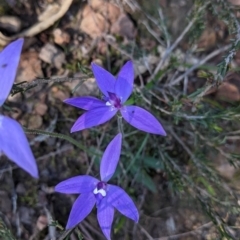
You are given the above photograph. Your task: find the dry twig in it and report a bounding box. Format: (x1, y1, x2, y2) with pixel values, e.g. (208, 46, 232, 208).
(0, 0, 73, 46)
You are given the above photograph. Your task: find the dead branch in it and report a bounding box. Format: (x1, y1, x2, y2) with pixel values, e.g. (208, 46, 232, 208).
(0, 0, 73, 46)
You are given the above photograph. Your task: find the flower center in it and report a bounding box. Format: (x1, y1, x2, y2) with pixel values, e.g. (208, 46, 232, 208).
(105, 92, 122, 109)
(93, 181, 107, 206)
(93, 182, 107, 196)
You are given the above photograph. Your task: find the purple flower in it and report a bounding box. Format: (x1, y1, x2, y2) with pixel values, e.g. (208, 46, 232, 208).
(0, 39, 38, 178)
(64, 61, 166, 135)
(55, 133, 139, 240)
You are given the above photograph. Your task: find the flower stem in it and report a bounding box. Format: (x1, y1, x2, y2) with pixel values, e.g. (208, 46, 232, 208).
(117, 114, 124, 137)
(23, 127, 101, 157)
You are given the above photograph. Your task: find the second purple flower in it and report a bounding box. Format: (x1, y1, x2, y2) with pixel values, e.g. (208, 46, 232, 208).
(55, 133, 139, 240)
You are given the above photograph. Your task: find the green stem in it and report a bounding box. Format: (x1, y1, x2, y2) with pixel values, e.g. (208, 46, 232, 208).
(125, 134, 149, 174)
(117, 114, 124, 137)
(24, 128, 101, 157)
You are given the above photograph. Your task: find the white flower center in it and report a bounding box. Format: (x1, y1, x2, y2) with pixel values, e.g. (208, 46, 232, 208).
(93, 187, 106, 197)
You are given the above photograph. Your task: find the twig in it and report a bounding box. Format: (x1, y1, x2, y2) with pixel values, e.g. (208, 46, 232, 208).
(86, 130, 105, 175)
(57, 229, 74, 240)
(158, 8, 170, 48)
(44, 207, 56, 240)
(82, 221, 105, 239)
(154, 222, 213, 240)
(132, 188, 147, 240)
(140, 20, 165, 46)
(103, 35, 132, 59)
(168, 127, 201, 168)
(0, 145, 73, 174)
(152, 3, 210, 80)
(0, 0, 73, 46)
(169, 44, 231, 86)
(103, 35, 145, 86)
(78, 224, 94, 240)
(16, 77, 85, 90)
(138, 224, 154, 240)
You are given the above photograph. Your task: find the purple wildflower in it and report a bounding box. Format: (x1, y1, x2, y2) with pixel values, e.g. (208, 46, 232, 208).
(64, 61, 166, 135)
(0, 39, 38, 178)
(55, 133, 139, 240)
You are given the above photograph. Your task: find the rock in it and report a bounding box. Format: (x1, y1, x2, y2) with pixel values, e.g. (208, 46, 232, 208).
(80, 0, 121, 38)
(64, 76, 98, 96)
(16, 183, 26, 194)
(28, 114, 43, 129)
(228, 0, 240, 5)
(206, 72, 240, 102)
(0, 15, 21, 33)
(80, 5, 109, 38)
(36, 215, 48, 231)
(135, 55, 159, 76)
(53, 28, 71, 45)
(197, 28, 217, 50)
(215, 82, 240, 102)
(17, 50, 43, 83)
(34, 102, 48, 116)
(90, 0, 120, 23)
(216, 161, 236, 180)
(0, 190, 11, 213)
(111, 13, 137, 40)
(19, 206, 35, 225)
(5, 0, 16, 7)
(51, 86, 69, 101)
(39, 43, 65, 69)
(9, 107, 22, 119)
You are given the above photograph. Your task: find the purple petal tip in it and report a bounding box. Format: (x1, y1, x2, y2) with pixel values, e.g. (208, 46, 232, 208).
(100, 133, 122, 182)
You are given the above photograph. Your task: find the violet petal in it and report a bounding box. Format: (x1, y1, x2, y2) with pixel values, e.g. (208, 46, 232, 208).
(0, 39, 24, 106)
(71, 106, 117, 133)
(66, 193, 96, 229)
(107, 184, 139, 222)
(97, 197, 114, 240)
(91, 63, 115, 97)
(0, 115, 38, 178)
(115, 61, 134, 103)
(64, 96, 105, 110)
(55, 175, 99, 194)
(100, 133, 122, 182)
(121, 105, 166, 135)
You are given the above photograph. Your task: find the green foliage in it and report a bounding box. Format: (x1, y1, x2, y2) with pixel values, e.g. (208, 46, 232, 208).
(0, 218, 15, 240)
